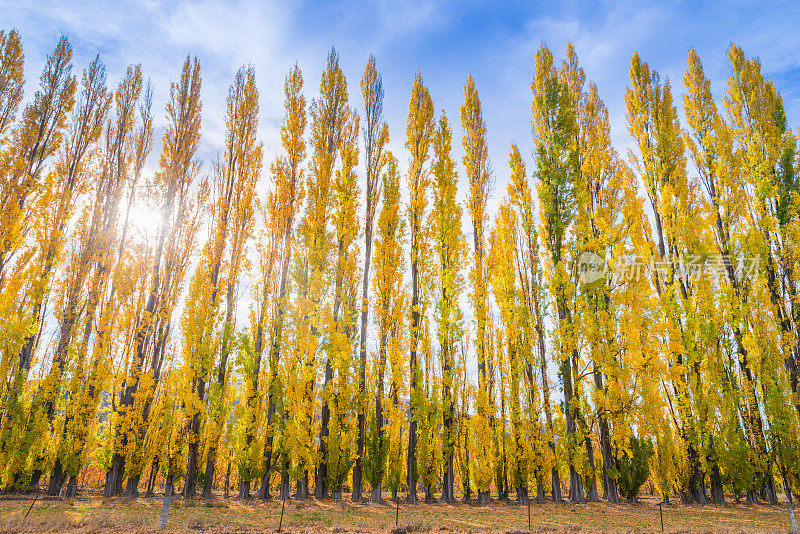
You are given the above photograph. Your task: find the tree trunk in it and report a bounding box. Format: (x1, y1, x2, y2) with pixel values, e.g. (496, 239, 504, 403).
(686, 444, 708, 504)
(183, 408, 203, 497)
(65, 476, 77, 499)
(125, 473, 141, 497)
(158, 474, 175, 530)
(146, 456, 159, 497)
(462, 426, 471, 503)
(371, 482, 383, 503)
(594, 362, 619, 503)
(584, 433, 599, 502)
(709, 460, 725, 505)
(353, 224, 374, 504)
(224, 462, 230, 499)
(442, 453, 455, 503)
(258, 392, 275, 500)
(407, 239, 421, 504)
(280, 469, 291, 500)
(316, 361, 332, 499)
(372, 344, 387, 504)
(297, 469, 309, 500)
(536, 329, 561, 504)
(47, 459, 67, 496)
(517, 484, 528, 505)
(203, 452, 216, 499)
(238, 478, 251, 499)
(406, 415, 418, 503)
(104, 452, 125, 497)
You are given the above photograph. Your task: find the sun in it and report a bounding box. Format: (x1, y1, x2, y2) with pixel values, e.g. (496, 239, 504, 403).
(125, 199, 162, 239)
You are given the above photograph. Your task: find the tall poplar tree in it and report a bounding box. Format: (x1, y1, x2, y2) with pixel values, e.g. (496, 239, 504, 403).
(0, 39, 76, 475)
(105, 56, 204, 497)
(429, 112, 466, 503)
(507, 144, 561, 502)
(404, 73, 434, 503)
(353, 55, 389, 502)
(531, 43, 587, 503)
(367, 154, 405, 502)
(253, 64, 306, 500)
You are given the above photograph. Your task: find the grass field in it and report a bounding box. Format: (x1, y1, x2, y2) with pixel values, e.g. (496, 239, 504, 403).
(0, 493, 794, 533)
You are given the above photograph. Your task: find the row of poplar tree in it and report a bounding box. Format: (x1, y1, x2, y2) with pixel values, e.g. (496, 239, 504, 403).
(1, 28, 799, 507)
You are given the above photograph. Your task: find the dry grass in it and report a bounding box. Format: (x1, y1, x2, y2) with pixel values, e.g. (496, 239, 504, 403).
(0, 493, 792, 533)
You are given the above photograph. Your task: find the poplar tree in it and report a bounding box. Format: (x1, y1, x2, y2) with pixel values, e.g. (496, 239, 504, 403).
(429, 112, 467, 503)
(461, 74, 497, 504)
(48, 66, 153, 496)
(324, 105, 360, 502)
(626, 52, 718, 504)
(368, 154, 406, 502)
(559, 45, 600, 502)
(404, 72, 434, 503)
(22, 54, 110, 490)
(353, 55, 389, 502)
(488, 201, 525, 502)
(105, 56, 204, 497)
(0, 40, 76, 482)
(290, 48, 349, 499)
(531, 43, 586, 503)
(255, 64, 306, 500)
(205, 65, 261, 497)
(507, 144, 561, 502)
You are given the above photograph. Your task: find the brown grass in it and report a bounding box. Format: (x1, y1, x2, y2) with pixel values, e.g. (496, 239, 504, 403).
(0, 493, 792, 533)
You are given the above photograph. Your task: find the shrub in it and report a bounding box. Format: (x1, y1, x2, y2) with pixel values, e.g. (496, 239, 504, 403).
(617, 434, 654, 502)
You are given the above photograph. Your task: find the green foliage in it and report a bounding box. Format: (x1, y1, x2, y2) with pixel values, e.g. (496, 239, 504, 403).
(617, 435, 654, 502)
(363, 404, 388, 489)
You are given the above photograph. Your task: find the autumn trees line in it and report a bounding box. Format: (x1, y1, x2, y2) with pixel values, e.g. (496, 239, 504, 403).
(0, 29, 799, 508)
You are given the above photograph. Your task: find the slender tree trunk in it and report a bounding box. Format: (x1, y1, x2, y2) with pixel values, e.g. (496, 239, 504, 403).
(146, 456, 159, 497)
(203, 301, 234, 499)
(224, 462, 230, 499)
(372, 330, 388, 504)
(584, 432, 599, 502)
(535, 324, 561, 503)
(443, 454, 454, 503)
(353, 225, 374, 502)
(442, 339, 455, 503)
(158, 474, 175, 530)
(597, 408, 618, 503)
(462, 425, 471, 503)
(184, 377, 205, 498)
(316, 359, 333, 499)
(557, 299, 585, 505)
(407, 256, 420, 504)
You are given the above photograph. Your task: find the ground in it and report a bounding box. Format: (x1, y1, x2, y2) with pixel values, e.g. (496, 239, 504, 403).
(0, 493, 793, 533)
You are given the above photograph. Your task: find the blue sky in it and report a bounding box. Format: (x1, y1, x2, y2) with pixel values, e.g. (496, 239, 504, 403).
(5, 0, 800, 368)
(5, 0, 800, 201)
